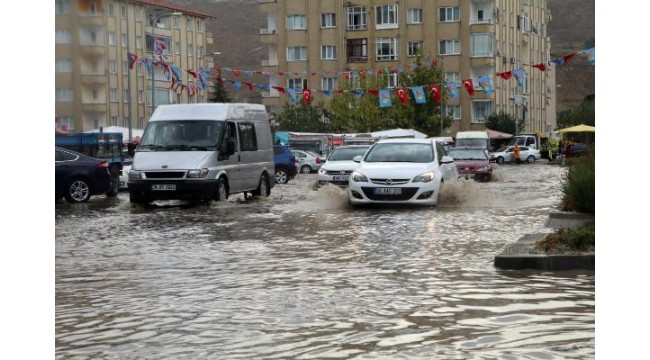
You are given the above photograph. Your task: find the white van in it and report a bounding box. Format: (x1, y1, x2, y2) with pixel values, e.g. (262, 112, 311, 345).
(454, 131, 490, 150)
(508, 134, 538, 149)
(128, 103, 275, 204)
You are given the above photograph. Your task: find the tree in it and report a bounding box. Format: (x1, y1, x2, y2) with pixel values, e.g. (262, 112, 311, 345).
(557, 98, 595, 129)
(270, 101, 327, 133)
(209, 71, 231, 103)
(485, 111, 523, 134)
(327, 75, 392, 133)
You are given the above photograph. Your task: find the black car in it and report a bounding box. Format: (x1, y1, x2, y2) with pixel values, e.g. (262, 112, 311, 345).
(56, 147, 113, 203)
(273, 144, 298, 184)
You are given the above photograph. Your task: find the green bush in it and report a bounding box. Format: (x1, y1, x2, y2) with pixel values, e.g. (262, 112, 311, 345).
(535, 221, 595, 254)
(561, 152, 595, 213)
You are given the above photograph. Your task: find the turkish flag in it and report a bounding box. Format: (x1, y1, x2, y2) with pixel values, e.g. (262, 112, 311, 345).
(497, 71, 512, 80)
(302, 89, 312, 105)
(532, 63, 547, 71)
(429, 84, 441, 102)
(462, 79, 475, 96)
(397, 88, 409, 105)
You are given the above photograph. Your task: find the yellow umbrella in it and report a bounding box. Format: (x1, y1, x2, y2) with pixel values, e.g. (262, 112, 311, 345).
(556, 124, 596, 133)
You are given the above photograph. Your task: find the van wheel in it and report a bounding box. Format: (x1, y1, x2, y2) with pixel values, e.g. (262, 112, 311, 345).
(214, 178, 229, 201)
(252, 174, 270, 197)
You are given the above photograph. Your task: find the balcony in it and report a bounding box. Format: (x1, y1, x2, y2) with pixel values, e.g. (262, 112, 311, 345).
(78, 14, 105, 26)
(261, 59, 278, 68)
(80, 74, 108, 85)
(79, 43, 106, 56)
(259, 28, 277, 43)
(82, 102, 107, 112)
(470, 56, 495, 67)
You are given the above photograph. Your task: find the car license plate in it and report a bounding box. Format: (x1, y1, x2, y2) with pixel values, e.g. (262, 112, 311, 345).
(374, 187, 401, 195)
(332, 175, 349, 181)
(151, 184, 176, 191)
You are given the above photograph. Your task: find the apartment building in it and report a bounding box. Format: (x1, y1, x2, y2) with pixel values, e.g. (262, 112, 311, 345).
(258, 0, 556, 136)
(55, 0, 213, 135)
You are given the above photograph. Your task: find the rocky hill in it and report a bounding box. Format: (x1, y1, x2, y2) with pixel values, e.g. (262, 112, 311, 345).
(180, 0, 595, 110)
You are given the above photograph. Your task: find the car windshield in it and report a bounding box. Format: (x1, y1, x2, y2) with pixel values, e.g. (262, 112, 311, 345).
(139, 120, 225, 151)
(449, 149, 488, 161)
(328, 146, 370, 161)
(364, 143, 434, 163)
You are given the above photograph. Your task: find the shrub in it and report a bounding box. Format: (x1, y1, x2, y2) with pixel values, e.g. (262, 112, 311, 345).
(535, 221, 595, 254)
(561, 151, 595, 213)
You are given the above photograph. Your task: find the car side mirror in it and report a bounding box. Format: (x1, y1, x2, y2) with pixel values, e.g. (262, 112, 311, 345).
(226, 137, 236, 155)
(441, 155, 454, 164)
(353, 155, 362, 163)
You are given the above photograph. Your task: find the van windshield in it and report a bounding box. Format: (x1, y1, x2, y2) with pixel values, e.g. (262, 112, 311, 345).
(456, 138, 488, 148)
(139, 120, 226, 151)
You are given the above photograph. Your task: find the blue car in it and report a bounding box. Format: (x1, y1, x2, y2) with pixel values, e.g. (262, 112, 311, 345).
(56, 147, 113, 203)
(273, 144, 297, 184)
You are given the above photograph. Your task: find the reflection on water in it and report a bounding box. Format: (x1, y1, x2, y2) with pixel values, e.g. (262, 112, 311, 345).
(56, 163, 594, 359)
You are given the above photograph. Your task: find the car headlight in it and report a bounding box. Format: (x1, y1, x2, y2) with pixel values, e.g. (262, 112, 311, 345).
(351, 171, 368, 183)
(412, 171, 435, 183)
(187, 169, 209, 178)
(128, 170, 142, 180)
(318, 167, 327, 175)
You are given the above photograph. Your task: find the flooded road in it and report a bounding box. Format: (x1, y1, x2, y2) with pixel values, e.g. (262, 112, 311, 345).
(55, 162, 595, 359)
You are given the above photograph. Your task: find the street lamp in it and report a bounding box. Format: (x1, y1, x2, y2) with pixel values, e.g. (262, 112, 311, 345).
(151, 11, 182, 113)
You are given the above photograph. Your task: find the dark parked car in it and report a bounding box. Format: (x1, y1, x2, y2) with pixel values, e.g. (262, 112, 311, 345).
(56, 147, 113, 203)
(273, 144, 298, 184)
(564, 143, 589, 158)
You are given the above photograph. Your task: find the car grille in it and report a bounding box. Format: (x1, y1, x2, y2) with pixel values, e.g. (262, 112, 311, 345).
(369, 178, 410, 185)
(144, 171, 186, 179)
(457, 165, 481, 174)
(326, 169, 354, 175)
(361, 187, 418, 201)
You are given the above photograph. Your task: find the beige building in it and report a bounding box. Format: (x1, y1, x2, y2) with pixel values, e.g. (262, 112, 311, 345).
(258, 0, 556, 136)
(55, 0, 213, 136)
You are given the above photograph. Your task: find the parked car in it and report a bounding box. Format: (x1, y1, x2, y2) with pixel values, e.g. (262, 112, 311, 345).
(490, 146, 541, 164)
(274, 144, 298, 184)
(55, 147, 113, 203)
(118, 155, 133, 190)
(318, 145, 371, 187)
(448, 147, 493, 182)
(565, 143, 589, 158)
(347, 138, 457, 207)
(292, 149, 323, 174)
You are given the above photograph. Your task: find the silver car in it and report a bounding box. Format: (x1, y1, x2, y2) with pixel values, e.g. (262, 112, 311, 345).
(291, 149, 323, 174)
(318, 145, 371, 187)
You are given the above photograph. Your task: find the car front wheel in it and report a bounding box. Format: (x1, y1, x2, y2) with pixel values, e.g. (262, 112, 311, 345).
(275, 169, 288, 184)
(65, 178, 91, 203)
(214, 178, 229, 201)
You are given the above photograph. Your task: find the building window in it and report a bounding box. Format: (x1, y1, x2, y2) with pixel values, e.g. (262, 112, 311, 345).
(375, 4, 398, 30)
(57, 116, 74, 131)
(138, 90, 144, 103)
(376, 37, 397, 61)
(110, 88, 118, 102)
(472, 100, 493, 123)
(121, 5, 127, 18)
(347, 38, 368, 62)
(135, 7, 141, 21)
(188, 44, 193, 56)
(346, 6, 367, 30)
(174, 42, 181, 54)
(108, 2, 114, 16)
(321, 77, 337, 91)
(55, 59, 72, 72)
(136, 63, 143, 76)
(56, 0, 70, 14)
(408, 41, 423, 57)
(55, 88, 74, 102)
(439, 40, 460, 55)
(445, 72, 461, 88)
(439, 7, 460, 22)
(197, 45, 204, 58)
(384, 73, 398, 89)
(471, 33, 493, 57)
(91, 61, 98, 73)
(197, 19, 203, 32)
(123, 116, 129, 128)
(111, 116, 118, 126)
(123, 89, 129, 103)
(442, 104, 461, 120)
(138, 117, 144, 128)
(174, 15, 180, 29)
(287, 46, 307, 61)
(136, 37, 142, 49)
(122, 61, 129, 74)
(321, 45, 337, 60)
(55, 30, 71, 43)
(286, 15, 307, 30)
(287, 78, 307, 91)
(121, 34, 127, 47)
(108, 32, 116, 45)
(321, 13, 336, 28)
(109, 61, 116, 73)
(187, 17, 193, 31)
(407, 9, 423, 24)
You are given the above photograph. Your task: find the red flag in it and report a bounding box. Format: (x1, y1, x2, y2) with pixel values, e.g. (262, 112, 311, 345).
(359, 71, 366, 79)
(272, 86, 286, 94)
(462, 79, 475, 96)
(277, 72, 284, 76)
(245, 82, 253, 91)
(532, 63, 547, 71)
(302, 89, 312, 105)
(233, 69, 241, 77)
(368, 89, 379, 95)
(343, 72, 350, 80)
(429, 84, 441, 102)
(563, 52, 578, 64)
(431, 58, 439, 67)
(396, 88, 409, 105)
(497, 71, 512, 80)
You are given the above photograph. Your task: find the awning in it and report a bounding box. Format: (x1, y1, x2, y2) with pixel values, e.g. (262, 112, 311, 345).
(486, 129, 513, 139)
(556, 124, 595, 133)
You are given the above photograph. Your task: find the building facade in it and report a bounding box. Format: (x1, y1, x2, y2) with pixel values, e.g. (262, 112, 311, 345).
(258, 0, 556, 136)
(55, 0, 214, 136)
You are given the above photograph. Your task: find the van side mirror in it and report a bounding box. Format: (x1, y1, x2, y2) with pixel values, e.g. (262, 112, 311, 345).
(226, 137, 236, 155)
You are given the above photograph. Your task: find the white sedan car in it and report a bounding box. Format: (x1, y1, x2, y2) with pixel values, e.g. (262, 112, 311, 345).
(318, 145, 371, 187)
(348, 138, 457, 207)
(118, 157, 133, 190)
(490, 146, 541, 164)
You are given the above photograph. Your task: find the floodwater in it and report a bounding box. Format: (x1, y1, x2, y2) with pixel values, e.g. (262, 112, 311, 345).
(55, 162, 595, 359)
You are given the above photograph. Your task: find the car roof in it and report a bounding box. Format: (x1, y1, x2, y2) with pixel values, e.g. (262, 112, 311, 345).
(375, 138, 433, 144)
(449, 146, 485, 150)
